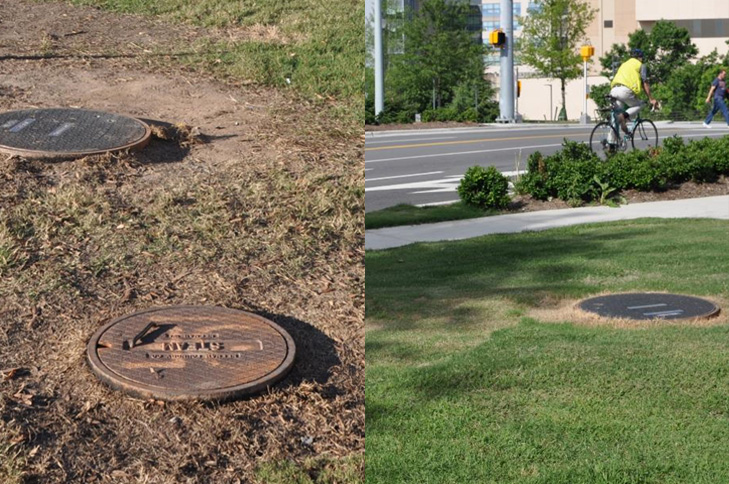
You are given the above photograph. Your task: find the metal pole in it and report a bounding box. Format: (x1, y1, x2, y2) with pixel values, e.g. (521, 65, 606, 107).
(374, 0, 385, 116)
(498, 0, 514, 122)
(580, 59, 590, 124)
(545, 84, 553, 121)
(514, 67, 519, 121)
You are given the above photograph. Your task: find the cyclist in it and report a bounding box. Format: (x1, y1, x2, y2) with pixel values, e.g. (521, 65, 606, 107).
(609, 48, 658, 138)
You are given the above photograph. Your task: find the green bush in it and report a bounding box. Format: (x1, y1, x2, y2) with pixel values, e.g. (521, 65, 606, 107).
(547, 141, 601, 202)
(515, 151, 549, 200)
(458, 165, 510, 209)
(515, 134, 729, 204)
(516, 142, 600, 203)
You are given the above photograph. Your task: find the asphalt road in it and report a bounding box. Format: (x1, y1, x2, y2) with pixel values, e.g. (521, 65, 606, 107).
(365, 122, 729, 213)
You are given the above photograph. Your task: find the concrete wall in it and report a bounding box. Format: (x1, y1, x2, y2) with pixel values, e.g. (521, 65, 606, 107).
(516, 76, 610, 122)
(636, 0, 729, 21)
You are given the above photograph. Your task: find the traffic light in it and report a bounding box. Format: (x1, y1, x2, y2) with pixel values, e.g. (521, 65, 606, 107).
(489, 29, 506, 47)
(517, 80, 521, 98)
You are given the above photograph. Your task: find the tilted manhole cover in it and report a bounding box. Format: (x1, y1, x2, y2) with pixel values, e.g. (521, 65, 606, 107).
(578, 293, 720, 321)
(0, 108, 151, 159)
(87, 306, 296, 401)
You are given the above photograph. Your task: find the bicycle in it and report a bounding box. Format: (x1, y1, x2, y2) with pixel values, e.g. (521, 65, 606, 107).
(589, 95, 659, 160)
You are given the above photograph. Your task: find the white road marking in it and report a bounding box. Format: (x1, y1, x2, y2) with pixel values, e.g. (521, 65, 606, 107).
(366, 175, 462, 193)
(416, 200, 461, 207)
(365, 143, 565, 164)
(366, 171, 444, 182)
(366, 136, 457, 145)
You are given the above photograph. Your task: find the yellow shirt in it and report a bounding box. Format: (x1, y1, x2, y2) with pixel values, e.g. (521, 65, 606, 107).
(611, 58, 643, 95)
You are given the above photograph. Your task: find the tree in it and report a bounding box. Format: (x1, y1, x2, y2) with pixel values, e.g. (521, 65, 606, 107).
(599, 20, 698, 82)
(519, 0, 596, 120)
(597, 20, 704, 120)
(387, 0, 485, 111)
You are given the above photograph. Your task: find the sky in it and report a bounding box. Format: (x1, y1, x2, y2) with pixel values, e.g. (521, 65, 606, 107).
(365, 0, 374, 23)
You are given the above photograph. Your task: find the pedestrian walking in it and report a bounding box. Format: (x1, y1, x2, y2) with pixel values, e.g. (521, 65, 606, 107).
(703, 69, 729, 128)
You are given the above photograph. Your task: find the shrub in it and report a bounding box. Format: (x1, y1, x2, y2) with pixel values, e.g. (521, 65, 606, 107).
(517, 142, 600, 203)
(516, 151, 549, 200)
(458, 165, 510, 209)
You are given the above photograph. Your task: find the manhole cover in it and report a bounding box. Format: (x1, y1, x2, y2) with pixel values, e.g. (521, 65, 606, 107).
(578, 293, 720, 321)
(87, 306, 296, 401)
(0, 108, 151, 159)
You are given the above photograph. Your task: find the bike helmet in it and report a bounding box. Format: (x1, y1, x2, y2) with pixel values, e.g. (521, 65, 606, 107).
(631, 48, 644, 59)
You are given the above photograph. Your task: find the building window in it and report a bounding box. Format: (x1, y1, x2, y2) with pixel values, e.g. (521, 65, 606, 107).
(483, 20, 499, 31)
(514, 3, 521, 16)
(527, 2, 541, 14)
(604, 20, 613, 28)
(482, 3, 500, 17)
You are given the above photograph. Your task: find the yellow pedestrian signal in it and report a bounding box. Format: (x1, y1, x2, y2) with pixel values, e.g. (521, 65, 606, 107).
(580, 45, 595, 61)
(489, 30, 506, 47)
(517, 81, 521, 98)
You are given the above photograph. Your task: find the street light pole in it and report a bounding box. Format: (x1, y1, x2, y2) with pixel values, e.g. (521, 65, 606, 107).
(497, 0, 515, 122)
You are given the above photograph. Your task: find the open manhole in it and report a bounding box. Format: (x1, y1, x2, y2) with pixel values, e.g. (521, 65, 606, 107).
(87, 306, 296, 401)
(578, 293, 720, 321)
(0, 108, 151, 159)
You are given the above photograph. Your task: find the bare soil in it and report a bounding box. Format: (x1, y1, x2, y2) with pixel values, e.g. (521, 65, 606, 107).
(0, 1, 363, 483)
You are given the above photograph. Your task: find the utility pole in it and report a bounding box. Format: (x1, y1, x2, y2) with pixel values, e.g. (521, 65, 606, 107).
(497, 0, 514, 123)
(374, 0, 385, 116)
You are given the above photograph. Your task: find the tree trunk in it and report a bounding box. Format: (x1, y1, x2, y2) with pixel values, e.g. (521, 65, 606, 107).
(558, 77, 568, 120)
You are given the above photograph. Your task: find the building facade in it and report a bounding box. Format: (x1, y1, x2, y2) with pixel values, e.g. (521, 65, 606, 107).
(481, 0, 729, 120)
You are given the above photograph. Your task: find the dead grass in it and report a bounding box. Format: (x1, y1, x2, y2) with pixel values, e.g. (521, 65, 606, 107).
(0, 127, 363, 482)
(529, 292, 727, 330)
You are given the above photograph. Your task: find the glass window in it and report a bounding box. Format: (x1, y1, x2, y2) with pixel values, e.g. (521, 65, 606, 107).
(482, 3, 500, 17)
(483, 20, 499, 31)
(527, 2, 541, 14)
(514, 3, 521, 16)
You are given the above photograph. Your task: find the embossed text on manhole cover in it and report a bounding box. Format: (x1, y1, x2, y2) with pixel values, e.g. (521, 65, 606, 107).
(0, 108, 151, 159)
(578, 293, 720, 321)
(87, 306, 296, 401)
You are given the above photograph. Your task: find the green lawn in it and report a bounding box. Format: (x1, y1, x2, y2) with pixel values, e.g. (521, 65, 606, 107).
(365, 202, 495, 230)
(366, 219, 729, 483)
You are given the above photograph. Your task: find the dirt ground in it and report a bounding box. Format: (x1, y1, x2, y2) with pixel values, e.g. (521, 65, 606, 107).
(0, 1, 363, 483)
(508, 176, 729, 213)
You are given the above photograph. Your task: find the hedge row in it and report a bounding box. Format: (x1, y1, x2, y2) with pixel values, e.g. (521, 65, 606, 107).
(458, 135, 729, 209)
(517, 136, 729, 204)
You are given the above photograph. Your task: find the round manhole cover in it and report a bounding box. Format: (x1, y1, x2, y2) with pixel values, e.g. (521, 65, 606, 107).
(578, 293, 720, 321)
(87, 306, 296, 401)
(0, 108, 151, 159)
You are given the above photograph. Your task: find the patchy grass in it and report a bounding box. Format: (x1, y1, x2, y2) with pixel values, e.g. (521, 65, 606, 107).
(255, 454, 364, 484)
(365, 202, 493, 230)
(43, 0, 363, 124)
(367, 219, 729, 483)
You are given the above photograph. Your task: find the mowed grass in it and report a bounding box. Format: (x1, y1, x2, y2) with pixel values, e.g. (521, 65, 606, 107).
(42, 0, 363, 125)
(366, 219, 729, 483)
(365, 202, 493, 230)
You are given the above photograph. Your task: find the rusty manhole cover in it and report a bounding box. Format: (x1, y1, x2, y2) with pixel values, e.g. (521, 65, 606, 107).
(578, 293, 720, 321)
(87, 306, 296, 401)
(0, 108, 151, 159)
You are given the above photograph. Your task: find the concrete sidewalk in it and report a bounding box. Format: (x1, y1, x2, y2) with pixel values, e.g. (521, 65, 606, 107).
(365, 195, 729, 250)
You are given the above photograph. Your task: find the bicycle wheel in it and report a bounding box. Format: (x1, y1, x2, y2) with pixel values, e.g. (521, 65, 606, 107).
(631, 119, 658, 152)
(589, 121, 620, 160)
